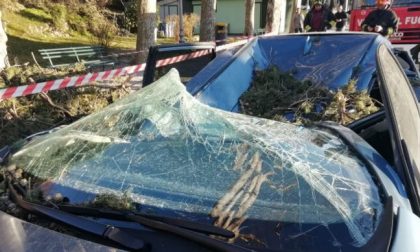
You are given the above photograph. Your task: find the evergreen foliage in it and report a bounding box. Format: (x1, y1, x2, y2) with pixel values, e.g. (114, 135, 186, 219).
(240, 65, 381, 125)
(86, 191, 135, 211)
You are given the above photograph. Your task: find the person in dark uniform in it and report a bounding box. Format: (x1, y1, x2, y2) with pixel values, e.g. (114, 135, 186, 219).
(334, 5, 347, 31)
(304, 1, 335, 32)
(361, 0, 398, 37)
(410, 44, 419, 64)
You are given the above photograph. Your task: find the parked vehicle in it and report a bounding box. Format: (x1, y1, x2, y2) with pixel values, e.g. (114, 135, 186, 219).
(0, 33, 419, 252)
(349, 0, 420, 44)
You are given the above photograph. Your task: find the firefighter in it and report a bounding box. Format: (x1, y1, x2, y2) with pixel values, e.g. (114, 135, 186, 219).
(304, 1, 335, 32)
(411, 44, 419, 64)
(361, 0, 398, 37)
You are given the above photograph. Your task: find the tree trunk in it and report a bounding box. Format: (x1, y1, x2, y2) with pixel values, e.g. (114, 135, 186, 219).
(136, 0, 156, 63)
(288, 0, 298, 33)
(265, 0, 282, 34)
(0, 11, 8, 69)
(244, 0, 255, 36)
(199, 0, 216, 42)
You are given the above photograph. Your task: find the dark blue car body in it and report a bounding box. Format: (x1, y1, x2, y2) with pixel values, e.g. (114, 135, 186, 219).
(1, 33, 419, 252)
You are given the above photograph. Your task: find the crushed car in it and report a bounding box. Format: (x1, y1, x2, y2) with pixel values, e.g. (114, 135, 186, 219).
(0, 33, 419, 252)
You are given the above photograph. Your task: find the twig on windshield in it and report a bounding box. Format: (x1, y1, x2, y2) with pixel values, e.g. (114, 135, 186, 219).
(211, 152, 260, 222)
(233, 144, 250, 171)
(211, 151, 272, 243)
(225, 171, 273, 240)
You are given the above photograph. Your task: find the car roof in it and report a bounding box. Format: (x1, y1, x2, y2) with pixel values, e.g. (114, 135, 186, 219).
(188, 33, 391, 111)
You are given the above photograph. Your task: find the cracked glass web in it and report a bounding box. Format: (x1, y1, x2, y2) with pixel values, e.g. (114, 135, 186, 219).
(10, 69, 383, 248)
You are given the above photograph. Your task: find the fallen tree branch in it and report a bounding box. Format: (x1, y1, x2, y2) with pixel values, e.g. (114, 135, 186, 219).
(39, 92, 73, 118)
(6, 100, 20, 119)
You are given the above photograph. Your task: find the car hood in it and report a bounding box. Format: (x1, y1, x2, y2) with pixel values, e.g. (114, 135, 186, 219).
(0, 211, 121, 251)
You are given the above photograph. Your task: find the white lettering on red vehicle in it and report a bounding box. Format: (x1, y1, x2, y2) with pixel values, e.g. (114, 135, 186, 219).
(405, 16, 420, 25)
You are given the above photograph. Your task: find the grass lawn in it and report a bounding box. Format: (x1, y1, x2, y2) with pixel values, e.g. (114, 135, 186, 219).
(4, 7, 175, 66)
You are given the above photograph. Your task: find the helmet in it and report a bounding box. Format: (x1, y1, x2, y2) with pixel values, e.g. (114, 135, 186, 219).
(376, 0, 391, 6)
(313, 1, 322, 6)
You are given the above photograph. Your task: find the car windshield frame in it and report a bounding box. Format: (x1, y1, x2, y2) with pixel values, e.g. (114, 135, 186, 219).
(376, 44, 420, 214)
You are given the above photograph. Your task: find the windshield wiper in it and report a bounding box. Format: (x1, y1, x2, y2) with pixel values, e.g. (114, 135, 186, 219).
(7, 179, 252, 252)
(57, 204, 252, 252)
(7, 181, 146, 251)
(123, 213, 253, 252)
(58, 204, 235, 238)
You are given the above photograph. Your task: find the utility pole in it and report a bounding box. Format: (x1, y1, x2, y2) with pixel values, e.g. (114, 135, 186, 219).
(179, 0, 185, 43)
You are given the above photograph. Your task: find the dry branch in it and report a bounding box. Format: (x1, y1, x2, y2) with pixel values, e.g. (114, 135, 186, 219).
(39, 92, 73, 117)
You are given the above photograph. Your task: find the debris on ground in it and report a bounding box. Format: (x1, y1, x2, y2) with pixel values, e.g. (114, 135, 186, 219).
(0, 63, 87, 88)
(0, 64, 132, 148)
(240, 65, 381, 125)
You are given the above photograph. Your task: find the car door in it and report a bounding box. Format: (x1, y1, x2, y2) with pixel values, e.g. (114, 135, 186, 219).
(376, 44, 420, 215)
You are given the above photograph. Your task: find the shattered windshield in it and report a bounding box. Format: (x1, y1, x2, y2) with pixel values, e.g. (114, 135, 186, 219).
(9, 69, 383, 251)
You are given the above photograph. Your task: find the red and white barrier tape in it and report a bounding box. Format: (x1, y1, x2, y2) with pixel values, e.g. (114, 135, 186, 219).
(0, 38, 252, 100)
(0, 64, 146, 100)
(156, 49, 213, 67)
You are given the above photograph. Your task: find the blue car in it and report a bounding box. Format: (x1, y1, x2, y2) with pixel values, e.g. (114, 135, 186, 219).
(0, 33, 419, 252)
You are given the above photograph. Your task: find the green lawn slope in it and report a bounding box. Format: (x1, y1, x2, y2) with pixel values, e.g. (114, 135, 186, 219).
(3, 5, 175, 66)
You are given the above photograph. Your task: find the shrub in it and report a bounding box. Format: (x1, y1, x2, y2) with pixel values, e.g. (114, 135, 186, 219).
(123, 1, 137, 32)
(67, 11, 88, 35)
(1, 0, 25, 12)
(183, 13, 200, 40)
(89, 19, 118, 47)
(165, 14, 200, 42)
(107, 0, 125, 11)
(95, 0, 111, 8)
(18, 0, 48, 10)
(64, 0, 83, 14)
(49, 3, 68, 31)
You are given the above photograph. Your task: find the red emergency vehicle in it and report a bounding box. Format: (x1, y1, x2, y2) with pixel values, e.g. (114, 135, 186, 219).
(349, 0, 420, 44)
